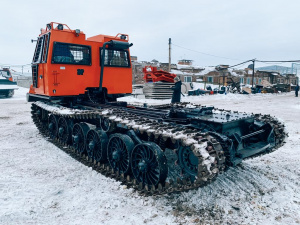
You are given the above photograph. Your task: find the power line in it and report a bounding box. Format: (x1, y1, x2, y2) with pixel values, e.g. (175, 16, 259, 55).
(256, 60, 300, 63)
(228, 59, 300, 69)
(170, 41, 300, 66)
(227, 59, 254, 68)
(256, 61, 284, 65)
(172, 43, 242, 61)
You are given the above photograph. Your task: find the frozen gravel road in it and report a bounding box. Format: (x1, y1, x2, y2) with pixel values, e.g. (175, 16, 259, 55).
(0, 88, 299, 225)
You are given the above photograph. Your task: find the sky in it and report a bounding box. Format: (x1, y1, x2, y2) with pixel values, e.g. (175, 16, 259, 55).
(1, 0, 300, 70)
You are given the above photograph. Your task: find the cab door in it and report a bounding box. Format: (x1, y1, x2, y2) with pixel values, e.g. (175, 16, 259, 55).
(32, 33, 50, 95)
(100, 47, 132, 94)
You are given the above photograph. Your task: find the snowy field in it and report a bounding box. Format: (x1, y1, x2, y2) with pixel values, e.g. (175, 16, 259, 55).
(1, 87, 299, 225)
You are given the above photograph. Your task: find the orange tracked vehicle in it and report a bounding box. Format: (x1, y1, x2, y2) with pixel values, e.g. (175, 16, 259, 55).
(28, 23, 287, 195)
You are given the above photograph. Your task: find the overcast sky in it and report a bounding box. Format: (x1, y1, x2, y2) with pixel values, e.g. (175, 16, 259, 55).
(1, 0, 300, 69)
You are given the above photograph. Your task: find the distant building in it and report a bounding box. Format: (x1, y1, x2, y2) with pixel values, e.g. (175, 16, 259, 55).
(178, 59, 193, 65)
(283, 74, 298, 85)
(216, 65, 229, 69)
(254, 71, 280, 85)
(131, 56, 137, 62)
(256, 65, 295, 74)
(151, 59, 159, 64)
(160, 63, 177, 71)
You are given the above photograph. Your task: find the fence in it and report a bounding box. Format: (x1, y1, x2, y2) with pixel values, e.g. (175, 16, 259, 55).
(14, 76, 32, 88)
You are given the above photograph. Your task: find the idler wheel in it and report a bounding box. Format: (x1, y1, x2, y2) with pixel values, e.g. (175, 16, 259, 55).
(86, 129, 108, 162)
(58, 117, 73, 144)
(131, 142, 168, 187)
(72, 123, 91, 153)
(100, 117, 115, 133)
(178, 145, 199, 179)
(48, 114, 58, 138)
(107, 134, 134, 174)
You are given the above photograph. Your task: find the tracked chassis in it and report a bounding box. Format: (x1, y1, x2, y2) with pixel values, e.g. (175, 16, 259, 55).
(31, 101, 287, 196)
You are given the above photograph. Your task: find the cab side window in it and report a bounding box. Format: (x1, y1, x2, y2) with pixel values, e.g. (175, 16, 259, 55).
(52, 42, 91, 65)
(100, 48, 130, 67)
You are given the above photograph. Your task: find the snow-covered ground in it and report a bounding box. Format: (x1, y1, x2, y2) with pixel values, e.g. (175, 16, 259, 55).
(1, 87, 300, 225)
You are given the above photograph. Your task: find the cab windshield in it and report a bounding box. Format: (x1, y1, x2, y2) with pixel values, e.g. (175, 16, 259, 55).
(0, 70, 11, 79)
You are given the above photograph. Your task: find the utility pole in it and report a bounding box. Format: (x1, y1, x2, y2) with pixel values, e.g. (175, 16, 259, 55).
(252, 59, 255, 88)
(291, 63, 299, 84)
(168, 38, 171, 72)
(22, 65, 23, 74)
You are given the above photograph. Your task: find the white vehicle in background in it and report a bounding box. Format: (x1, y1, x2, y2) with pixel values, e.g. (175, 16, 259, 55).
(0, 68, 18, 98)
